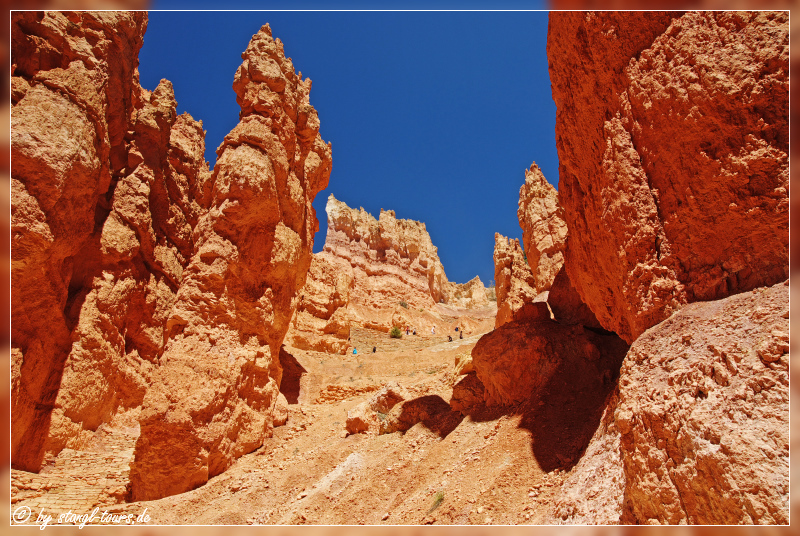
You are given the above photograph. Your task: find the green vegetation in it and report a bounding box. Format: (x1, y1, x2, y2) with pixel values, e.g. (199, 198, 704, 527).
(399, 300, 409, 309)
(427, 490, 445, 514)
(389, 326, 403, 338)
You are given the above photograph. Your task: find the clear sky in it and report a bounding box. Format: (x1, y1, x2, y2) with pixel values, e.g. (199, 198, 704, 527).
(138, 9, 558, 286)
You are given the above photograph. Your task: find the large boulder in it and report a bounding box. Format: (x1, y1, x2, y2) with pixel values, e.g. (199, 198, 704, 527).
(548, 11, 788, 343)
(345, 382, 409, 435)
(472, 302, 628, 407)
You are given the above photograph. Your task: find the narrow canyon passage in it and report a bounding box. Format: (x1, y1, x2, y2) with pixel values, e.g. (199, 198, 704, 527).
(19, 307, 620, 526)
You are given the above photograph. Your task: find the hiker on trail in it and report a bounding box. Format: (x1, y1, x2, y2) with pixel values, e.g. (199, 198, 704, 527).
(448, 335, 452, 342)
(373, 346, 376, 353)
(459, 330, 463, 339)
(431, 326, 435, 335)
(413, 328, 416, 335)
(406, 327, 409, 335)
(455, 326, 459, 332)
(353, 347, 357, 355)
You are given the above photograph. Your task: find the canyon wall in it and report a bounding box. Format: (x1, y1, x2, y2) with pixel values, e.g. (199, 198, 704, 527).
(11, 13, 331, 501)
(543, 11, 789, 524)
(286, 195, 491, 352)
(549, 11, 789, 344)
(11, 11, 170, 471)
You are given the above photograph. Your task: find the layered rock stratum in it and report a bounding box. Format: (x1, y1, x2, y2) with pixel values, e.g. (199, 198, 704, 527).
(11, 13, 331, 501)
(285, 195, 493, 353)
(549, 11, 789, 344)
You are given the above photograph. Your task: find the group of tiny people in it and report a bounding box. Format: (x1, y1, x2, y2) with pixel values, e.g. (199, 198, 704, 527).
(350, 325, 465, 355)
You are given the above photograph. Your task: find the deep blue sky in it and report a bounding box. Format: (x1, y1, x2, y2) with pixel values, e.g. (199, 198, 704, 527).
(139, 10, 558, 285)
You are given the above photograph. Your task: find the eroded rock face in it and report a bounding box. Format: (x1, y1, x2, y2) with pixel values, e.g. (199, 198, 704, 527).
(284, 251, 354, 354)
(286, 195, 490, 350)
(517, 162, 567, 293)
(10, 11, 174, 471)
(445, 276, 491, 309)
(550, 281, 789, 524)
(549, 11, 789, 343)
(618, 281, 789, 524)
(129, 24, 332, 501)
(493, 233, 538, 328)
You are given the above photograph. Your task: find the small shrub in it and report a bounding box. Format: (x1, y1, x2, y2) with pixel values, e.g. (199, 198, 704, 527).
(399, 301, 409, 309)
(427, 490, 445, 514)
(390, 326, 403, 339)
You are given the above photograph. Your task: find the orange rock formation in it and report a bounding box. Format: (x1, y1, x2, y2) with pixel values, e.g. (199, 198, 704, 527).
(130, 23, 331, 501)
(550, 281, 789, 524)
(11, 11, 188, 472)
(11, 13, 331, 501)
(494, 162, 567, 328)
(517, 162, 567, 293)
(492, 234, 539, 328)
(286, 195, 492, 353)
(549, 11, 789, 344)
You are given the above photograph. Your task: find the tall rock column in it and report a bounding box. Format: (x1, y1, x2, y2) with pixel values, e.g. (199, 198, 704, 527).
(130, 24, 332, 501)
(517, 162, 567, 293)
(548, 11, 788, 343)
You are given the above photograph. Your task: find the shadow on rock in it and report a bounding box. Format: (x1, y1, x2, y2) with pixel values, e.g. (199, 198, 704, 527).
(389, 395, 464, 438)
(279, 346, 307, 404)
(461, 308, 629, 473)
(516, 345, 624, 472)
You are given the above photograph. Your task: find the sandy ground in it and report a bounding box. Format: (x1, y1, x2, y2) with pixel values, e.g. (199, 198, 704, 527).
(99, 312, 577, 526)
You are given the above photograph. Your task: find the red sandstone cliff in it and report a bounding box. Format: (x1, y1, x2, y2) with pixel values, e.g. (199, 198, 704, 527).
(549, 11, 789, 344)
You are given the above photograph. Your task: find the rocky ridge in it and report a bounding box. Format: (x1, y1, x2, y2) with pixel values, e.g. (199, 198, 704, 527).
(285, 195, 493, 353)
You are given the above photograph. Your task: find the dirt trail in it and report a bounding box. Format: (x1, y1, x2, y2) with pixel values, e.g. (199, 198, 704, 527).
(109, 310, 577, 525)
(12, 307, 589, 525)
